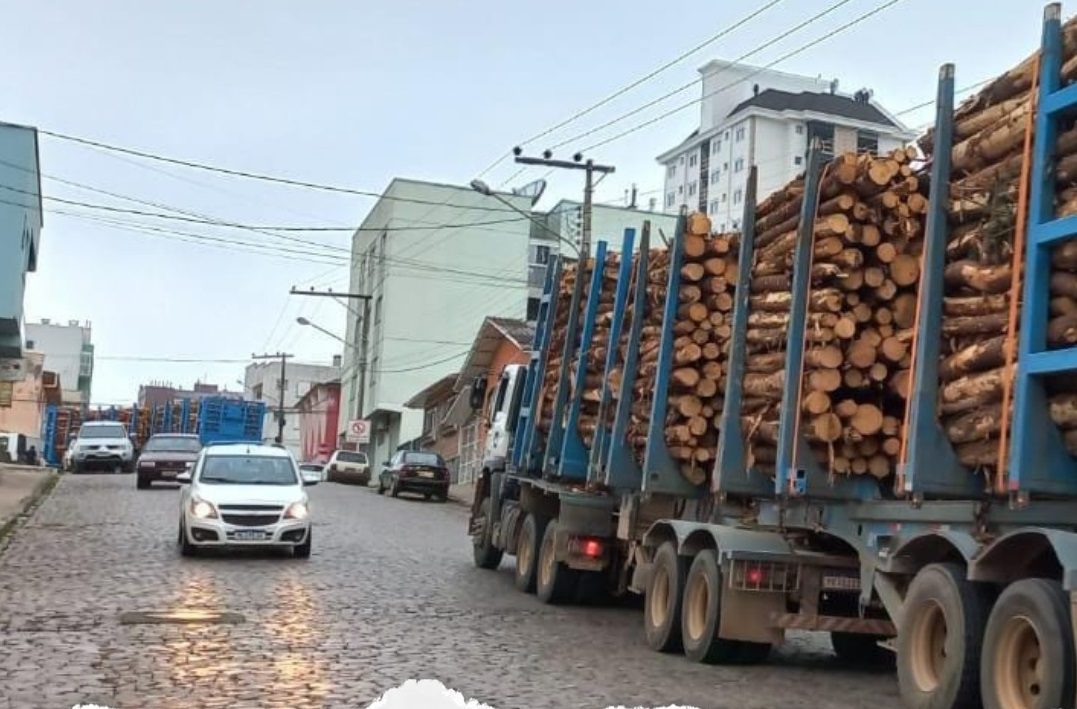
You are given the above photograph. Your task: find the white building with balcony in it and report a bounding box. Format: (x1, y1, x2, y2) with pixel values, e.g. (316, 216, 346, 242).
(24, 319, 93, 406)
(657, 61, 916, 232)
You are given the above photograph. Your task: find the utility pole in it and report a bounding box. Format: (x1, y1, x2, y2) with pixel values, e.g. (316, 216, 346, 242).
(512, 148, 615, 257)
(251, 352, 294, 444)
(290, 286, 373, 429)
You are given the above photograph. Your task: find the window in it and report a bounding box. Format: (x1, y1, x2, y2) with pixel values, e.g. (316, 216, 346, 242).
(721, 193, 727, 203)
(735, 126, 746, 141)
(723, 162, 729, 171)
(403, 451, 445, 467)
(724, 130, 730, 140)
(667, 164, 676, 177)
(720, 223, 726, 231)
(710, 170, 719, 185)
(710, 200, 720, 214)
(25, 339, 34, 350)
(535, 245, 551, 265)
(857, 130, 879, 154)
(526, 297, 540, 321)
(734, 158, 744, 173)
(734, 189, 743, 205)
(795, 125, 804, 135)
(371, 355, 379, 383)
(688, 182, 696, 197)
(712, 140, 721, 155)
(679, 155, 685, 164)
(688, 153, 697, 167)
(423, 407, 436, 435)
(678, 185, 683, 195)
(794, 155, 803, 166)
(252, 384, 263, 400)
(666, 192, 675, 207)
(374, 295, 383, 324)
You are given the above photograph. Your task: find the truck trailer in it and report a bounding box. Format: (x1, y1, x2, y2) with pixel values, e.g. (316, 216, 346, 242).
(468, 6, 1077, 709)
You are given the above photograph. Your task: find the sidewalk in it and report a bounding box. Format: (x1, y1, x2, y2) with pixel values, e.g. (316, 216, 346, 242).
(0, 465, 58, 535)
(448, 481, 475, 507)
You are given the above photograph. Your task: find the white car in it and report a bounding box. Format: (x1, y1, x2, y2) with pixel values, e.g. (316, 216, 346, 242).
(325, 449, 370, 485)
(176, 443, 318, 558)
(68, 421, 135, 473)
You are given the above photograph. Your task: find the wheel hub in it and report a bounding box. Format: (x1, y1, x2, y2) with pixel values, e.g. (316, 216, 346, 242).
(539, 535, 555, 589)
(649, 565, 670, 626)
(910, 600, 948, 693)
(684, 571, 710, 642)
(994, 615, 1043, 709)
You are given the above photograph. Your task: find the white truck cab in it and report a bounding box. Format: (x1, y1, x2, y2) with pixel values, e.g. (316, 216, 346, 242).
(477, 364, 527, 473)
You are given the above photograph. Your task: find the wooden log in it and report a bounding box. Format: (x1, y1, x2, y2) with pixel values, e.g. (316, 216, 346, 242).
(695, 377, 718, 398)
(813, 413, 843, 443)
(848, 339, 877, 369)
(834, 316, 857, 339)
(684, 234, 707, 258)
(890, 254, 920, 287)
(943, 313, 1010, 338)
(955, 439, 1000, 468)
(703, 258, 727, 276)
(1049, 393, 1077, 429)
(744, 370, 784, 398)
(882, 437, 901, 457)
(681, 262, 705, 282)
(673, 368, 702, 389)
(860, 224, 882, 247)
(868, 455, 891, 479)
(805, 345, 844, 369)
(701, 342, 721, 361)
(940, 366, 1010, 414)
(803, 390, 832, 415)
(687, 416, 709, 437)
(1049, 314, 1077, 347)
(1052, 271, 1077, 300)
(687, 212, 711, 236)
(940, 335, 1006, 381)
(944, 294, 1009, 317)
(807, 368, 842, 393)
(1052, 296, 1077, 317)
(846, 368, 867, 389)
(746, 351, 785, 374)
(748, 288, 844, 313)
(880, 336, 908, 363)
(820, 192, 856, 216)
(835, 398, 859, 419)
(889, 369, 910, 399)
(702, 360, 723, 381)
(893, 293, 918, 329)
(945, 404, 1003, 444)
(676, 394, 704, 418)
(851, 404, 884, 436)
(674, 343, 703, 366)
(945, 260, 1012, 294)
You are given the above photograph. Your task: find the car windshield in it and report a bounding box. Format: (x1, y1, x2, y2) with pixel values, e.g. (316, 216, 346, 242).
(199, 455, 298, 486)
(143, 436, 201, 453)
(79, 425, 126, 439)
(404, 452, 443, 467)
(336, 451, 367, 464)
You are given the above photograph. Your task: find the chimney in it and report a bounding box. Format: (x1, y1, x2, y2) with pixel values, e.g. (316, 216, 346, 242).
(648, 197, 657, 212)
(332, 354, 342, 368)
(630, 184, 638, 209)
(753, 83, 760, 96)
(829, 79, 839, 95)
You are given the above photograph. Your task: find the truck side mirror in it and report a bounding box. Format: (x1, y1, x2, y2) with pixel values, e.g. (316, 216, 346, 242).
(469, 376, 487, 411)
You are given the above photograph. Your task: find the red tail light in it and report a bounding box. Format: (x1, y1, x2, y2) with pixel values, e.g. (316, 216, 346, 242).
(569, 536, 604, 558)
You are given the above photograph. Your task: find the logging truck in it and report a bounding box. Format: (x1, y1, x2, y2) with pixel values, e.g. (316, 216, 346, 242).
(469, 6, 1077, 708)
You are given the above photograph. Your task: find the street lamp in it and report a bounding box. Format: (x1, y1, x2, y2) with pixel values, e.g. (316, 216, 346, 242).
(295, 316, 354, 350)
(469, 179, 580, 257)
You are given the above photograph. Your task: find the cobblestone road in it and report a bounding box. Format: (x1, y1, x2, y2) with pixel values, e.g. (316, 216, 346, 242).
(0, 474, 902, 709)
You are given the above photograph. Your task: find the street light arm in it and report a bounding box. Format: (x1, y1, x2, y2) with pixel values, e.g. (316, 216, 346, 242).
(469, 179, 581, 257)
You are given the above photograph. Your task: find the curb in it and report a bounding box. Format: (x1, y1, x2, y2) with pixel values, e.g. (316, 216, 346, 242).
(0, 470, 59, 551)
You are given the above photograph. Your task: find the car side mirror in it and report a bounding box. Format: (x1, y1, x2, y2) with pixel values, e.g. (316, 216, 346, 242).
(175, 471, 191, 484)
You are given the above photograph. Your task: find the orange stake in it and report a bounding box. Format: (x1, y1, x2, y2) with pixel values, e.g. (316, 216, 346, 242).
(996, 54, 1040, 496)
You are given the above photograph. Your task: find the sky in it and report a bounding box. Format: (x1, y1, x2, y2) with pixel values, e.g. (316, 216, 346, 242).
(1, 0, 1045, 405)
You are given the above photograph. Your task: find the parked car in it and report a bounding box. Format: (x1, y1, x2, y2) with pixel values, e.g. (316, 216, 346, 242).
(377, 450, 450, 501)
(136, 434, 202, 489)
(298, 462, 325, 482)
(325, 449, 370, 486)
(68, 421, 135, 473)
(176, 442, 318, 558)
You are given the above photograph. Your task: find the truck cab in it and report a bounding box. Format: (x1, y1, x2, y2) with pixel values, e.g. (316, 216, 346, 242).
(477, 363, 527, 474)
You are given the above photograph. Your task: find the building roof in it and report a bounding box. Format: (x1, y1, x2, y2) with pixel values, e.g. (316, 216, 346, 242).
(403, 373, 458, 409)
(453, 317, 533, 391)
(729, 89, 896, 127)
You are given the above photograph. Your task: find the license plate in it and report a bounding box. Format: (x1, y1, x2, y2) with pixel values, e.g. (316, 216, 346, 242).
(419, 470, 435, 478)
(234, 530, 267, 541)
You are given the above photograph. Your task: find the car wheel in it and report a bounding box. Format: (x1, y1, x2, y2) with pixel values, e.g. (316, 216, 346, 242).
(136, 474, 150, 490)
(645, 541, 687, 653)
(178, 520, 197, 557)
(390, 479, 400, 498)
(536, 519, 579, 604)
(472, 497, 503, 570)
(376, 478, 385, 494)
(294, 529, 312, 559)
(514, 513, 548, 593)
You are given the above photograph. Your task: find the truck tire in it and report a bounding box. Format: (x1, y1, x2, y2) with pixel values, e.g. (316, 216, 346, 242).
(681, 549, 769, 664)
(897, 563, 994, 709)
(980, 578, 1075, 709)
(831, 632, 893, 667)
(536, 520, 579, 604)
(472, 498, 503, 570)
(514, 513, 547, 593)
(644, 541, 686, 653)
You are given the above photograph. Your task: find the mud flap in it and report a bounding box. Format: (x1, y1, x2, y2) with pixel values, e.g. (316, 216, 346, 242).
(719, 586, 785, 645)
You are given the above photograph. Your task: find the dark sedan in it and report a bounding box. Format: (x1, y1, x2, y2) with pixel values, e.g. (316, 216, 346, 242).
(136, 434, 202, 489)
(377, 450, 450, 501)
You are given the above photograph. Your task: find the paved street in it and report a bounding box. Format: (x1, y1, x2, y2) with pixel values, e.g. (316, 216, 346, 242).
(0, 474, 902, 709)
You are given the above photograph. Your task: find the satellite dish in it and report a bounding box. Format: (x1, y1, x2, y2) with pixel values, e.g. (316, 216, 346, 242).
(511, 179, 547, 206)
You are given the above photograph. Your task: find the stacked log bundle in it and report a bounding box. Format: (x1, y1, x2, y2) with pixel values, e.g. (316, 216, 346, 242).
(577, 253, 624, 447)
(537, 260, 587, 435)
(598, 216, 737, 486)
(924, 15, 1077, 468)
(744, 149, 926, 482)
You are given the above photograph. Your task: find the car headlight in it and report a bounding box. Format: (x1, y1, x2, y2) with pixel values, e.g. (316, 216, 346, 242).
(284, 501, 309, 520)
(190, 498, 218, 519)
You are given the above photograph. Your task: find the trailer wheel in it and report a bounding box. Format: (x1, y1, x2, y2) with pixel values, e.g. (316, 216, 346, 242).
(681, 549, 768, 664)
(897, 563, 993, 709)
(472, 498, 503, 570)
(644, 541, 686, 653)
(536, 520, 579, 604)
(831, 632, 893, 667)
(514, 513, 547, 593)
(980, 578, 1075, 709)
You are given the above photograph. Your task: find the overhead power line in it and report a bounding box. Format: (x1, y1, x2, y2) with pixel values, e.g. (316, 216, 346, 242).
(547, 0, 860, 153)
(577, 0, 907, 154)
(38, 127, 518, 212)
(478, 0, 787, 178)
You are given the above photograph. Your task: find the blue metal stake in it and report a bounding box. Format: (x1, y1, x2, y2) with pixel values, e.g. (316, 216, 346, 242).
(606, 224, 650, 491)
(589, 229, 637, 485)
(559, 240, 609, 480)
(512, 258, 561, 473)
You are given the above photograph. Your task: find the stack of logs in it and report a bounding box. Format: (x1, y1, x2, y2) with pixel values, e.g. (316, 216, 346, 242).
(925, 14, 1077, 468)
(744, 149, 927, 481)
(577, 253, 623, 448)
(537, 260, 585, 436)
